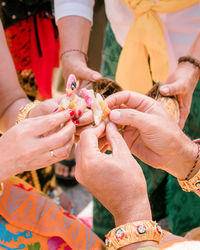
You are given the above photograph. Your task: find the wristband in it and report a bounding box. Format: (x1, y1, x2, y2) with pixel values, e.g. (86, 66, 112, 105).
(178, 56, 200, 70)
(60, 49, 88, 62)
(105, 220, 164, 249)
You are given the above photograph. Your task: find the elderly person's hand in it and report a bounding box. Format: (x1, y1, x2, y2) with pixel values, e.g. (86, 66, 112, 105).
(160, 62, 200, 128)
(0, 110, 75, 182)
(75, 121, 151, 227)
(106, 91, 197, 180)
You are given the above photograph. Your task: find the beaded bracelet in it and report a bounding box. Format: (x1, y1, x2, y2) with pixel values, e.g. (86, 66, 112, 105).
(60, 49, 88, 62)
(178, 144, 200, 193)
(184, 144, 200, 181)
(178, 56, 200, 70)
(105, 220, 164, 249)
(16, 100, 40, 124)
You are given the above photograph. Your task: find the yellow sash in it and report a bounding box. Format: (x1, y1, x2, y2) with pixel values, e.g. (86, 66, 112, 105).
(116, 0, 200, 94)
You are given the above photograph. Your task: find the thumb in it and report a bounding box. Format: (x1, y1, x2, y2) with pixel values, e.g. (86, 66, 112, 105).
(79, 122, 105, 155)
(109, 109, 147, 129)
(159, 81, 184, 96)
(76, 64, 102, 81)
(106, 122, 131, 157)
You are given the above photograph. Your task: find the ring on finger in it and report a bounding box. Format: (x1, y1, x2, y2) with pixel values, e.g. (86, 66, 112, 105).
(50, 150, 55, 157)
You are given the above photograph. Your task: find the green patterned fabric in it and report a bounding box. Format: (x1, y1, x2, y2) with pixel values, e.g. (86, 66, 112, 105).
(92, 22, 200, 240)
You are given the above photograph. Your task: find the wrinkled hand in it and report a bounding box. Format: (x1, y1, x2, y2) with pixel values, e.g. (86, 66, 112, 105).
(106, 91, 197, 179)
(160, 63, 200, 128)
(75, 121, 151, 226)
(0, 110, 75, 182)
(62, 53, 102, 88)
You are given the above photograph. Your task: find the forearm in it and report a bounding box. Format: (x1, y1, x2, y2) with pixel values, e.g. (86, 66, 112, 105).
(165, 133, 199, 181)
(0, 98, 30, 132)
(57, 16, 92, 58)
(188, 33, 200, 61)
(178, 33, 200, 87)
(0, 21, 29, 131)
(114, 195, 158, 249)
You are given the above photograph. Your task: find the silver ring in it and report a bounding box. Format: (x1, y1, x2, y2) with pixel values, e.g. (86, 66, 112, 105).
(50, 150, 55, 157)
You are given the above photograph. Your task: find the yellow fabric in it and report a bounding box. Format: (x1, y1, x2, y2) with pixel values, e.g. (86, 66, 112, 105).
(116, 0, 200, 94)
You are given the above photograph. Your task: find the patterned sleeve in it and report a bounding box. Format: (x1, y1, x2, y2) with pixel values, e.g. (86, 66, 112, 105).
(54, 0, 94, 23)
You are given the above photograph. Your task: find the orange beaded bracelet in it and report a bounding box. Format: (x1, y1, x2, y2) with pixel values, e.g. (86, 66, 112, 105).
(105, 220, 164, 249)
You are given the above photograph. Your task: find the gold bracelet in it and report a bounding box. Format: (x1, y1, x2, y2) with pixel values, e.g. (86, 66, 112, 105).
(105, 220, 164, 249)
(178, 168, 200, 193)
(16, 100, 40, 123)
(0, 183, 4, 196)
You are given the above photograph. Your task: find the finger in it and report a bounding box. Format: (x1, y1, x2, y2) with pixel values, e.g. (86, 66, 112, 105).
(30, 139, 74, 170)
(100, 145, 109, 153)
(76, 109, 93, 127)
(106, 90, 155, 112)
(159, 81, 185, 96)
(79, 122, 105, 158)
(76, 64, 102, 81)
(40, 120, 75, 151)
(109, 108, 147, 128)
(98, 136, 108, 151)
(75, 97, 87, 118)
(28, 99, 59, 118)
(106, 122, 131, 157)
(178, 106, 189, 129)
(50, 137, 74, 159)
(30, 110, 71, 136)
(75, 124, 92, 136)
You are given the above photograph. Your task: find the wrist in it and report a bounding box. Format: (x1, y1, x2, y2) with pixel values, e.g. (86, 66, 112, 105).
(167, 134, 198, 179)
(114, 195, 152, 227)
(177, 61, 200, 87)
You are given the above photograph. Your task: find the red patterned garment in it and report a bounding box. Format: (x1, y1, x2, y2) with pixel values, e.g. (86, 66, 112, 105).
(5, 12, 59, 99)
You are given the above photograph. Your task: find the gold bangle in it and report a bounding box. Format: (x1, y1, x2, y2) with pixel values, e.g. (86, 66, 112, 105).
(105, 220, 164, 249)
(0, 183, 4, 196)
(16, 100, 40, 123)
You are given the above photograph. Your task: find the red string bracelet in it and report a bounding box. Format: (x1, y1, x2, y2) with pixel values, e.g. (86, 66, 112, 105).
(60, 49, 88, 62)
(185, 142, 200, 181)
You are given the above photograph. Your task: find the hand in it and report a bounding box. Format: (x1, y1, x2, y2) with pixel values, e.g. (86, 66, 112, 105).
(61, 53, 102, 88)
(159, 63, 200, 128)
(106, 91, 197, 179)
(0, 110, 75, 182)
(75, 108, 93, 142)
(75, 121, 151, 226)
(28, 95, 86, 119)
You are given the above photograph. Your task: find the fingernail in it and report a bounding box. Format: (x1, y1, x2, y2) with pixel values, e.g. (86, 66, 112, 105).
(108, 122, 117, 131)
(69, 110, 75, 117)
(160, 87, 169, 95)
(77, 110, 82, 116)
(110, 110, 120, 121)
(72, 119, 79, 125)
(93, 73, 101, 80)
(53, 107, 59, 113)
